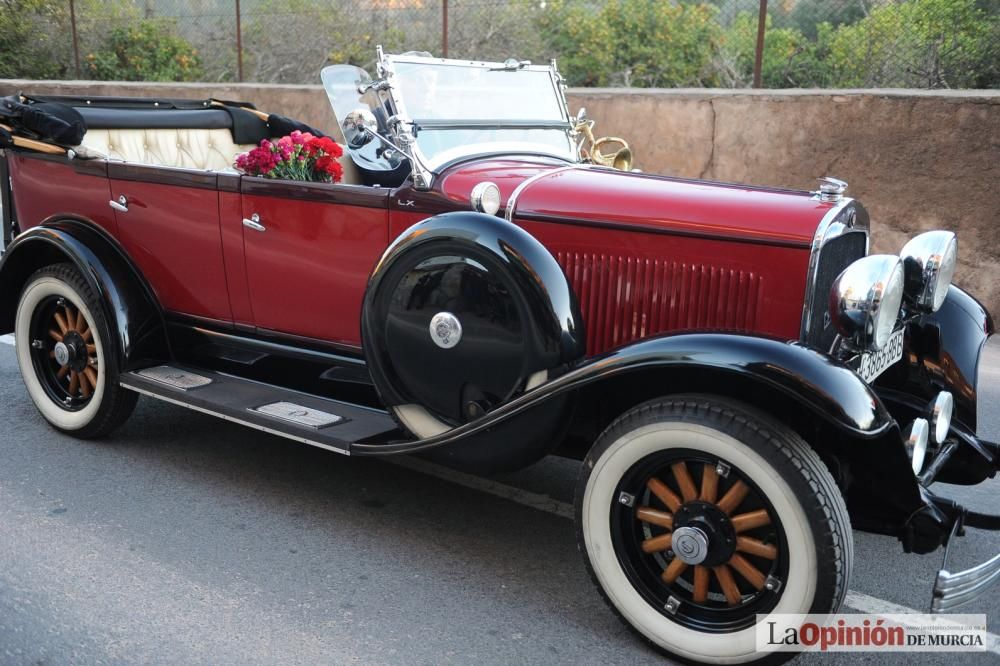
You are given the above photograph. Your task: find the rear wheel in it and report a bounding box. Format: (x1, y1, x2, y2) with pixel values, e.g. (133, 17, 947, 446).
(576, 396, 851, 664)
(15, 263, 137, 438)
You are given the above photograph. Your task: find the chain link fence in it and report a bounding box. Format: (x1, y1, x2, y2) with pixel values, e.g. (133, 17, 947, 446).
(2, 1, 998, 88)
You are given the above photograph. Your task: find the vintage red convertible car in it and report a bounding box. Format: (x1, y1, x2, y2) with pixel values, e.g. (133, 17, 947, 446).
(1, 51, 997, 663)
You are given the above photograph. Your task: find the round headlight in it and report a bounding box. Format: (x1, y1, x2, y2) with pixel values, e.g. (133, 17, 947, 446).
(900, 230, 957, 313)
(904, 417, 929, 475)
(829, 255, 905, 351)
(930, 391, 953, 445)
(470, 181, 501, 216)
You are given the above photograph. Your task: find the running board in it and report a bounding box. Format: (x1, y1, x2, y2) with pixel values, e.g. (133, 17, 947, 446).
(121, 365, 398, 455)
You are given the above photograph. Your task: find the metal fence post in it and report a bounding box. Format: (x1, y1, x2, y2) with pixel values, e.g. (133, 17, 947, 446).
(442, 0, 449, 58)
(69, 0, 81, 79)
(236, 0, 244, 82)
(753, 0, 768, 88)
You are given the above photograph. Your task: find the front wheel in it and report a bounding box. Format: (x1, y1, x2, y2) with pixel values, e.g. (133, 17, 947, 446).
(576, 396, 852, 664)
(15, 263, 137, 438)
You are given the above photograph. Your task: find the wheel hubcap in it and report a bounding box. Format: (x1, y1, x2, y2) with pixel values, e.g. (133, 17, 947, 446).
(672, 501, 738, 567)
(53, 341, 71, 366)
(30, 297, 99, 408)
(670, 526, 709, 565)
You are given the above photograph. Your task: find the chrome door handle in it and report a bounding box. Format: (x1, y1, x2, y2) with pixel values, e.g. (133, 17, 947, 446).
(242, 213, 266, 232)
(109, 195, 128, 213)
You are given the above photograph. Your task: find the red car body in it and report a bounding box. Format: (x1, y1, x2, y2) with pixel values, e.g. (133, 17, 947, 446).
(8, 153, 818, 353)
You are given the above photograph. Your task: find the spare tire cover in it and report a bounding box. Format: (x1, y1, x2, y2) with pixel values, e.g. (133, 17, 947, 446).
(362, 212, 585, 434)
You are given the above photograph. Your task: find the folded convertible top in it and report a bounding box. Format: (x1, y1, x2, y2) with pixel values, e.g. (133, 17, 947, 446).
(5, 94, 324, 147)
(21, 94, 259, 111)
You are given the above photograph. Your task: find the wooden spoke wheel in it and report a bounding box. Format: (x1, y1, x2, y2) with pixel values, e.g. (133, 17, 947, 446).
(30, 295, 100, 409)
(612, 451, 788, 633)
(15, 263, 138, 438)
(577, 396, 852, 663)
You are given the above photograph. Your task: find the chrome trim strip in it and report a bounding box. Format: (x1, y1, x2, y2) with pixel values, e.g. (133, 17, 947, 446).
(121, 382, 351, 456)
(505, 164, 583, 223)
(798, 197, 870, 341)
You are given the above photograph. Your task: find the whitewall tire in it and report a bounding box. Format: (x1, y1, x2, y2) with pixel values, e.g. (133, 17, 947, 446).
(576, 396, 852, 664)
(15, 263, 137, 438)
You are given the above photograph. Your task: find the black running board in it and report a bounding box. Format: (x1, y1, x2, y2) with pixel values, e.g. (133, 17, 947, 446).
(120, 365, 398, 455)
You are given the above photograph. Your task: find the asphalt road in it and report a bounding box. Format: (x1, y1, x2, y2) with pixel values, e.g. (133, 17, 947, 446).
(1, 337, 998, 665)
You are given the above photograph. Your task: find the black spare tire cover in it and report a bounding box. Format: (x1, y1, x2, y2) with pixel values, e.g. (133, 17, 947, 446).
(362, 212, 585, 434)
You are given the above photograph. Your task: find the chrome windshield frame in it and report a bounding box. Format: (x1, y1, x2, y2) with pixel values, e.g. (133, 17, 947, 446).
(375, 47, 577, 190)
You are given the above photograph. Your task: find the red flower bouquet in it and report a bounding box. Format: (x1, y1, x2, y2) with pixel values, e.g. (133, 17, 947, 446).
(234, 130, 343, 183)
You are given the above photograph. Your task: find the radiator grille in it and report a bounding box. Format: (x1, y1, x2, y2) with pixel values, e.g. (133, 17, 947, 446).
(556, 252, 763, 355)
(805, 231, 868, 350)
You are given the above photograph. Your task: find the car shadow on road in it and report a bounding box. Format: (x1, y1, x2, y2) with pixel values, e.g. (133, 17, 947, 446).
(0, 363, 657, 661)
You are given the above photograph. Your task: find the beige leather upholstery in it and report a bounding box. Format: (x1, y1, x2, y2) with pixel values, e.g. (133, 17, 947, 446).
(80, 127, 255, 171)
(78, 127, 363, 184)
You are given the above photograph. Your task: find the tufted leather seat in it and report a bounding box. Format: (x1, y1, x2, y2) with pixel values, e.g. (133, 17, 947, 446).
(80, 127, 255, 171)
(77, 127, 363, 184)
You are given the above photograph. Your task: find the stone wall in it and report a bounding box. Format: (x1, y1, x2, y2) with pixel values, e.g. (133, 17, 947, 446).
(3, 79, 998, 317)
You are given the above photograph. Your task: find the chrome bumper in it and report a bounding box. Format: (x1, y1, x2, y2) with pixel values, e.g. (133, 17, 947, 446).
(932, 551, 1000, 612)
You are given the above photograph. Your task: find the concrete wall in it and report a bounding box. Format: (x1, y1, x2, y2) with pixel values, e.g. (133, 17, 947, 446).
(3, 79, 998, 317)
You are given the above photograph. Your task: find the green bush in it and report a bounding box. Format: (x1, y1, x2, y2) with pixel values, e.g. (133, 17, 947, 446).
(824, 0, 1000, 88)
(0, 0, 67, 79)
(720, 12, 830, 88)
(85, 20, 202, 82)
(242, 0, 411, 83)
(537, 0, 723, 87)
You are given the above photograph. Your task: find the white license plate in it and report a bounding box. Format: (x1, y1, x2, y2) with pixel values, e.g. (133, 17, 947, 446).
(857, 328, 904, 383)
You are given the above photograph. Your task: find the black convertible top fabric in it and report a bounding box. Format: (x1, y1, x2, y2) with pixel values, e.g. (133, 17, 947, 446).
(75, 107, 233, 130)
(0, 96, 86, 145)
(266, 114, 325, 139)
(23, 94, 258, 111)
(5, 94, 325, 148)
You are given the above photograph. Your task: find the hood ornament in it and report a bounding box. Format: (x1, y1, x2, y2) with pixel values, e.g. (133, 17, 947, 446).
(817, 177, 848, 203)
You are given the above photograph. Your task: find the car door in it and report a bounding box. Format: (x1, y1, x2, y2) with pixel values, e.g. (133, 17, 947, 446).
(109, 163, 233, 322)
(239, 177, 389, 348)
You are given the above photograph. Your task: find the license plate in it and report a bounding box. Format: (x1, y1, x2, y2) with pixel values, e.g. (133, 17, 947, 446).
(857, 328, 904, 383)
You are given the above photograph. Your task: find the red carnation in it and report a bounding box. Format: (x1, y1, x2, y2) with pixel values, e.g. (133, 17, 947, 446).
(235, 133, 343, 182)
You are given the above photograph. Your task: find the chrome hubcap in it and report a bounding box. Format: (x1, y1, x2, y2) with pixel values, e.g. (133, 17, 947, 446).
(671, 526, 709, 565)
(53, 341, 71, 366)
(429, 311, 462, 349)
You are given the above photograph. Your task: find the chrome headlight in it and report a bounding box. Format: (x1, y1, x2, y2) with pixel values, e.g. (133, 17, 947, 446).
(900, 230, 957, 313)
(470, 181, 501, 216)
(829, 255, 905, 351)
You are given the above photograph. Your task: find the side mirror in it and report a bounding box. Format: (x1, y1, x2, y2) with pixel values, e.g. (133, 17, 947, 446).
(342, 108, 378, 149)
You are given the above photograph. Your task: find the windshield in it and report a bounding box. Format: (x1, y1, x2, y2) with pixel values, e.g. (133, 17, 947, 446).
(320, 53, 578, 185)
(393, 60, 566, 121)
(385, 55, 576, 171)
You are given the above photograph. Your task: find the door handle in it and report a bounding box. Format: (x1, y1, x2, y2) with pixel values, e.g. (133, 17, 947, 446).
(242, 213, 266, 232)
(109, 195, 128, 213)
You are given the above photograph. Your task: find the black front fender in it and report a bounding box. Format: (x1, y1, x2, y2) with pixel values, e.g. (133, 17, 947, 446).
(352, 331, 895, 457)
(0, 220, 168, 369)
(876, 284, 993, 432)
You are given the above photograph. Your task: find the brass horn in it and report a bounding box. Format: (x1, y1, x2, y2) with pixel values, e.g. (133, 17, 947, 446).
(575, 119, 632, 171)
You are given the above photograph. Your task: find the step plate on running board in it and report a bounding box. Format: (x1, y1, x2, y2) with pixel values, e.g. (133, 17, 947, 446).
(250, 401, 344, 428)
(136, 365, 213, 390)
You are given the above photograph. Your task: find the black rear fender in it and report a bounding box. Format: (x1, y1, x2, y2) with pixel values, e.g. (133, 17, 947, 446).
(0, 219, 168, 369)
